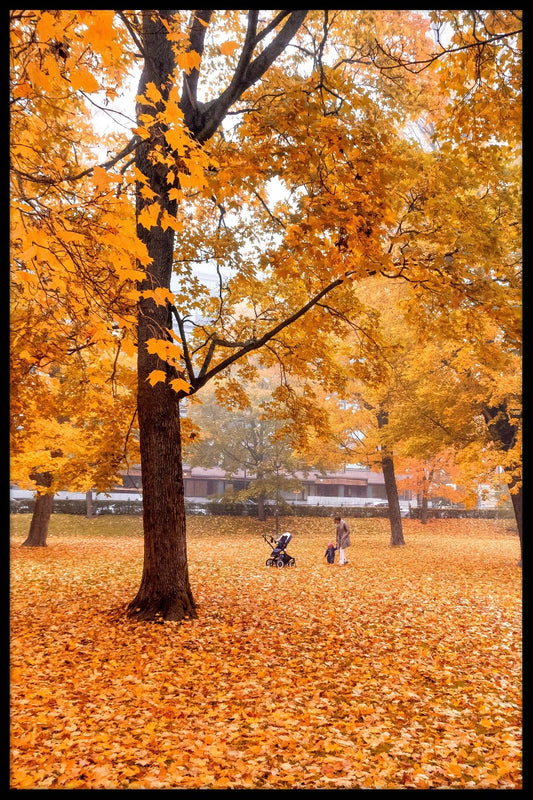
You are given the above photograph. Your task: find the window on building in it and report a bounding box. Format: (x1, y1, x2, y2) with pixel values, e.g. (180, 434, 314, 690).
(343, 485, 367, 498)
(122, 474, 142, 490)
(319, 485, 339, 497)
(185, 479, 208, 497)
(368, 484, 387, 499)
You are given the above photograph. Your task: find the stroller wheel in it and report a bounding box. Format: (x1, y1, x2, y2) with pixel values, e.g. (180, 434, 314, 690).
(266, 558, 274, 566)
(288, 558, 296, 566)
(276, 558, 285, 568)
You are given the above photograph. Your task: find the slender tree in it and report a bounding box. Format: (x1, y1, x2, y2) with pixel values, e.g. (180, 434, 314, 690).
(11, 350, 138, 547)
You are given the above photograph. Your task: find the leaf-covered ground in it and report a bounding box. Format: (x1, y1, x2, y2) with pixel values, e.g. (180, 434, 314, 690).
(10, 514, 521, 789)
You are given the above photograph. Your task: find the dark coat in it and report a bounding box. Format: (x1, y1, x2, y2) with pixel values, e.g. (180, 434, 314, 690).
(325, 545, 336, 564)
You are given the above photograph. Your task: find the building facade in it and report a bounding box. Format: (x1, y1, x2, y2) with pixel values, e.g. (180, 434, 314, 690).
(118, 464, 415, 510)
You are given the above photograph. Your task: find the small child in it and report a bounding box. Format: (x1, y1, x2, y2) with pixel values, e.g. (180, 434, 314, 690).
(325, 542, 336, 564)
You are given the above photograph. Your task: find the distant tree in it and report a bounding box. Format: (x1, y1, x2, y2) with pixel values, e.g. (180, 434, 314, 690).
(184, 382, 304, 521)
(11, 346, 138, 547)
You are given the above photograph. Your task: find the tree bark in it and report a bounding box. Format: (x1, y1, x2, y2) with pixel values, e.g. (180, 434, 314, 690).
(482, 402, 522, 564)
(381, 453, 405, 546)
(22, 471, 54, 547)
(419, 488, 429, 525)
(127, 10, 196, 621)
(257, 492, 266, 522)
(127, 389, 196, 620)
(377, 408, 405, 546)
(419, 470, 432, 525)
(86, 490, 94, 518)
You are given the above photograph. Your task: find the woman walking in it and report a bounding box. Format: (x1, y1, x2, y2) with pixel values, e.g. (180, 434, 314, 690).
(334, 516, 351, 565)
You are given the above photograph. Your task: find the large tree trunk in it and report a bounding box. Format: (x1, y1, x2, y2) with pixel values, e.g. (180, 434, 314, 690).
(377, 409, 405, 546)
(127, 391, 196, 620)
(419, 490, 429, 525)
(85, 490, 94, 518)
(482, 403, 522, 565)
(22, 471, 54, 547)
(381, 453, 405, 546)
(257, 493, 266, 522)
(127, 10, 196, 621)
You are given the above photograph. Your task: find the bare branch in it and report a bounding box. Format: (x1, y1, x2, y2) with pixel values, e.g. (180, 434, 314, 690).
(184, 269, 355, 398)
(170, 305, 196, 385)
(12, 136, 142, 185)
(195, 10, 308, 142)
(373, 28, 522, 75)
(115, 10, 146, 58)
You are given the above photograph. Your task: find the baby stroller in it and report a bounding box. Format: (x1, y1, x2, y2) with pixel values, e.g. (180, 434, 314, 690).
(263, 532, 296, 568)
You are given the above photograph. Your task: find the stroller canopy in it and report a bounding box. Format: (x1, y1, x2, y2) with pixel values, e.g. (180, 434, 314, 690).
(276, 532, 292, 549)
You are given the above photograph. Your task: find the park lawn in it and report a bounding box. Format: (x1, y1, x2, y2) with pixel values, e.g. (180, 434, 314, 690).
(10, 514, 522, 789)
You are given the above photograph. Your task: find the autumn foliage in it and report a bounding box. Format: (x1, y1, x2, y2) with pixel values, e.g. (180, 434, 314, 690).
(10, 9, 522, 618)
(10, 515, 521, 789)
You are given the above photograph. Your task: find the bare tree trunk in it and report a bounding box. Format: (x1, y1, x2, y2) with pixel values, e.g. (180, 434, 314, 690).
(86, 490, 94, 518)
(381, 453, 405, 546)
(127, 10, 196, 621)
(419, 490, 429, 525)
(377, 409, 405, 546)
(482, 403, 522, 565)
(257, 494, 266, 521)
(22, 471, 54, 547)
(127, 392, 196, 620)
(419, 470, 432, 525)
